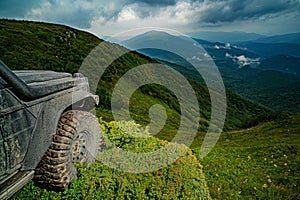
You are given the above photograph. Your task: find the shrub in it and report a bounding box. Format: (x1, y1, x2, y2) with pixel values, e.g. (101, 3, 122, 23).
(13, 120, 211, 200)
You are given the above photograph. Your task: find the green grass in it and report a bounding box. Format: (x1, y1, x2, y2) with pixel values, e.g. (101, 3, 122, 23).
(195, 113, 300, 199)
(12, 114, 300, 199)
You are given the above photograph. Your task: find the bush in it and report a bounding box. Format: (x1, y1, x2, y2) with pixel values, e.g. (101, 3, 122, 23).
(13, 120, 211, 200)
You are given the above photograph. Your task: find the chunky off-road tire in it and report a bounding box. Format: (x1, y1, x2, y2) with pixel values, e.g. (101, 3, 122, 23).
(34, 110, 102, 190)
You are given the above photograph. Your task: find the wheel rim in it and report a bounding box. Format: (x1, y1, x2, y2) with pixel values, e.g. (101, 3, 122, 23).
(71, 131, 88, 163)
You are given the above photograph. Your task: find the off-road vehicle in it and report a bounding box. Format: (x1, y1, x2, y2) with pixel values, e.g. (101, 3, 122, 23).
(0, 60, 102, 199)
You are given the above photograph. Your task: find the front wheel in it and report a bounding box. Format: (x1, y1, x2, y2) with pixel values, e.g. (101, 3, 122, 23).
(34, 110, 102, 190)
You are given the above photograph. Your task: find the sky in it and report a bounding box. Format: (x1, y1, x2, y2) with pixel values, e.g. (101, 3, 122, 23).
(1, 0, 300, 37)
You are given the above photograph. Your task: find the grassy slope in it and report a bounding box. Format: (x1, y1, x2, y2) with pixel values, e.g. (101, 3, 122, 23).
(0, 19, 99, 73)
(198, 113, 300, 199)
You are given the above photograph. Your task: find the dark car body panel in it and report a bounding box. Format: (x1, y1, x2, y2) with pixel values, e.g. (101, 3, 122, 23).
(0, 60, 98, 199)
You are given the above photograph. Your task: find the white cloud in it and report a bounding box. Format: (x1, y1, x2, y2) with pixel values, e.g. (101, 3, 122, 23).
(226, 53, 260, 68)
(117, 6, 138, 22)
(214, 45, 220, 49)
(214, 43, 231, 49)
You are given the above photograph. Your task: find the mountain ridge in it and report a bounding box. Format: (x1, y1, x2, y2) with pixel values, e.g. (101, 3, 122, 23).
(187, 31, 265, 43)
(252, 32, 300, 44)
(124, 30, 300, 112)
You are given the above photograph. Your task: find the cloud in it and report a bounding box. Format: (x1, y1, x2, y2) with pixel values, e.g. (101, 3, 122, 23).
(23, 0, 179, 29)
(25, 0, 118, 28)
(214, 43, 231, 49)
(226, 53, 260, 68)
(89, 0, 300, 36)
(89, 1, 198, 36)
(1, 0, 299, 35)
(129, 0, 177, 6)
(195, 0, 300, 24)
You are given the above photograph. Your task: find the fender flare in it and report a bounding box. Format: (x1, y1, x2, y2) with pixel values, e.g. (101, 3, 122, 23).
(22, 90, 98, 170)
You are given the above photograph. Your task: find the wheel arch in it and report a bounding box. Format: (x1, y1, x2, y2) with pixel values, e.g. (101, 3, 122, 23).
(22, 90, 99, 170)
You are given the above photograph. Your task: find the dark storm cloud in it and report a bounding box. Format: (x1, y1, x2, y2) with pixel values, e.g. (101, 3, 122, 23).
(197, 0, 300, 24)
(1, 0, 299, 33)
(131, 0, 177, 6)
(38, 0, 176, 28)
(0, 0, 176, 19)
(0, 0, 178, 28)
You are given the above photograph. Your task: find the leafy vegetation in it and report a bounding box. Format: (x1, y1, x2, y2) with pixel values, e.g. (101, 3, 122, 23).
(12, 113, 300, 199)
(13, 120, 211, 200)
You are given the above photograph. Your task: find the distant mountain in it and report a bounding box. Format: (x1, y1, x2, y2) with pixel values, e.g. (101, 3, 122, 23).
(188, 31, 300, 44)
(187, 31, 265, 43)
(236, 42, 300, 57)
(123, 31, 260, 69)
(189, 32, 300, 57)
(124, 31, 300, 112)
(200, 43, 300, 112)
(122, 30, 208, 69)
(253, 33, 300, 44)
(124, 31, 261, 69)
(233, 33, 300, 57)
(201, 41, 260, 68)
(124, 30, 178, 44)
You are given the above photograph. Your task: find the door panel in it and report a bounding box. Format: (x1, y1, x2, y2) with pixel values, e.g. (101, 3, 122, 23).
(0, 88, 35, 175)
(0, 125, 5, 177)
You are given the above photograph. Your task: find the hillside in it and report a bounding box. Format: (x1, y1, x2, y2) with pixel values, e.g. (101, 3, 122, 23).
(1, 19, 299, 200)
(258, 55, 300, 78)
(199, 112, 300, 199)
(187, 31, 265, 43)
(253, 32, 300, 44)
(0, 19, 269, 134)
(124, 31, 300, 112)
(236, 42, 300, 57)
